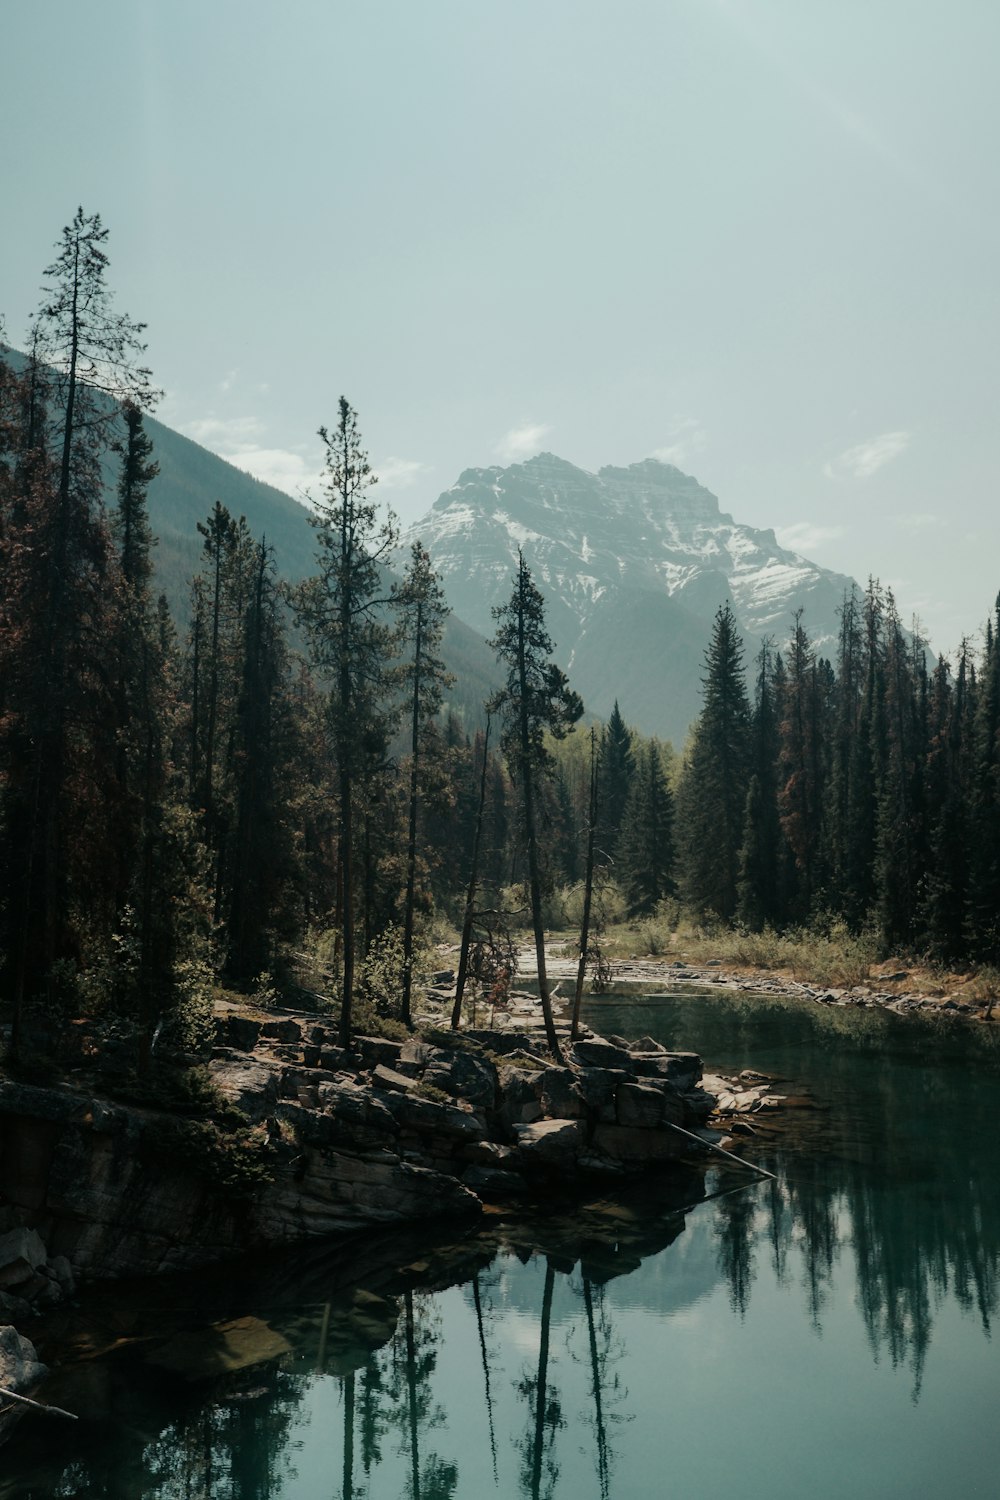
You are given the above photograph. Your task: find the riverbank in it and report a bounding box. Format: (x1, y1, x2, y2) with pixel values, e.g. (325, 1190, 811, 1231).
(511, 942, 997, 1020)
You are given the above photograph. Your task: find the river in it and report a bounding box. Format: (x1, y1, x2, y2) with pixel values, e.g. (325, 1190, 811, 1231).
(3, 986, 1000, 1499)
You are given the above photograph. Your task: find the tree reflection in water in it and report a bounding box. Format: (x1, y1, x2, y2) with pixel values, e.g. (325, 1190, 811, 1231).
(6, 996, 1000, 1493)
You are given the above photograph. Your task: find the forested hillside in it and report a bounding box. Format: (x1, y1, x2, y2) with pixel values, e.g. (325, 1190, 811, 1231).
(2, 209, 998, 1090)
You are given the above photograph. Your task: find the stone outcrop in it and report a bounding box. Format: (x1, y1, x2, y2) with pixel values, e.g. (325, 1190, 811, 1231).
(0, 1014, 714, 1290)
(0, 1324, 47, 1447)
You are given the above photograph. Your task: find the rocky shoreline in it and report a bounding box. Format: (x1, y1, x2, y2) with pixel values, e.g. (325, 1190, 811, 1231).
(536, 952, 991, 1018)
(0, 992, 792, 1442)
(0, 1008, 749, 1296)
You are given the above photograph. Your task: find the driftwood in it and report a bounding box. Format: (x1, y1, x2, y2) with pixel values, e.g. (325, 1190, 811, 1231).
(0, 1386, 78, 1421)
(662, 1120, 779, 1181)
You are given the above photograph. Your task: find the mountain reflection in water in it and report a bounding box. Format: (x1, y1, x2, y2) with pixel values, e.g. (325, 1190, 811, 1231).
(3, 987, 1000, 1499)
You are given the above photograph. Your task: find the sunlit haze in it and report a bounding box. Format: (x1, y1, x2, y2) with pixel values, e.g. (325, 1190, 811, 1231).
(4, 0, 998, 655)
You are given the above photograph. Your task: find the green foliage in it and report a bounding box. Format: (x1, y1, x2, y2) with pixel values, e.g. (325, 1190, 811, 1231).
(139, 1116, 275, 1197)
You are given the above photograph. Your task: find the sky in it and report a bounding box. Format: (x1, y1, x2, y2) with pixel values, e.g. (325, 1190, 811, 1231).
(3, 0, 999, 656)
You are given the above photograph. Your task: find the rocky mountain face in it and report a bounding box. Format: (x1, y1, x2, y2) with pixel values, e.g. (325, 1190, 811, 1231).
(401, 454, 859, 744)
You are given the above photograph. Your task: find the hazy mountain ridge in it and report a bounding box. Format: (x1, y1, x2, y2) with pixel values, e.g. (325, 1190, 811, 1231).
(1, 348, 500, 728)
(402, 453, 863, 742)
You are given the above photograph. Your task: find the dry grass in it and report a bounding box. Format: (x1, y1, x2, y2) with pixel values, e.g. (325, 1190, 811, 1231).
(600, 914, 881, 989)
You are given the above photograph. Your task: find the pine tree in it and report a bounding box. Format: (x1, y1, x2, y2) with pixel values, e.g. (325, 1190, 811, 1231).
(597, 701, 634, 860)
(395, 543, 453, 1025)
(491, 552, 582, 1060)
(0, 211, 156, 1054)
(677, 604, 751, 919)
(776, 614, 826, 920)
(617, 740, 674, 915)
(736, 643, 782, 930)
(294, 399, 399, 1044)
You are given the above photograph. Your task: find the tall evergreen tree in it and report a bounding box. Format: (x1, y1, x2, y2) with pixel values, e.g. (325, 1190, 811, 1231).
(294, 399, 398, 1044)
(0, 211, 157, 1054)
(395, 542, 452, 1025)
(736, 643, 782, 930)
(597, 701, 634, 860)
(491, 552, 582, 1061)
(617, 740, 674, 915)
(677, 604, 751, 919)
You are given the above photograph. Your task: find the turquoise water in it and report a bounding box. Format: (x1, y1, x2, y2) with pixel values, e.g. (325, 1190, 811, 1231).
(4, 989, 1000, 1499)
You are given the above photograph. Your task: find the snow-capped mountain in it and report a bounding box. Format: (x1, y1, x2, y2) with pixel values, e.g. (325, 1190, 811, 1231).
(400, 454, 859, 744)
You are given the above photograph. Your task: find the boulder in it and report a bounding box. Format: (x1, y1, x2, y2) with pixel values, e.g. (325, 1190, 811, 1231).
(576, 1067, 629, 1121)
(396, 1038, 438, 1076)
(572, 1039, 633, 1071)
(259, 1018, 303, 1044)
(630, 1036, 667, 1054)
(630, 1051, 702, 1086)
(592, 1124, 682, 1164)
(0, 1228, 47, 1290)
(0, 1323, 46, 1385)
(512, 1119, 586, 1170)
(422, 1049, 498, 1110)
(370, 1065, 419, 1095)
(380, 1091, 486, 1144)
(216, 1014, 261, 1052)
(208, 1056, 281, 1123)
(497, 1068, 544, 1126)
(539, 1067, 585, 1119)
(461, 1139, 514, 1166)
(353, 1037, 405, 1070)
(616, 1082, 666, 1130)
(462, 1166, 528, 1197)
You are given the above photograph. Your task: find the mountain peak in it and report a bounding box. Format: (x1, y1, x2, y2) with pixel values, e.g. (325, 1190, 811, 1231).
(401, 452, 860, 743)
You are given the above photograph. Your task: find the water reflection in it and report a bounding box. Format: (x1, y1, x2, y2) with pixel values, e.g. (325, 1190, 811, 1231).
(3, 991, 1000, 1496)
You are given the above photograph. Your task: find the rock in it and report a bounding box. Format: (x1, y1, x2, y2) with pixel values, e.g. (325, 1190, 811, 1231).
(616, 1082, 666, 1130)
(512, 1119, 586, 1169)
(630, 1036, 667, 1054)
(352, 1037, 405, 1070)
(0, 1322, 46, 1394)
(370, 1065, 419, 1095)
(681, 1088, 716, 1125)
(630, 1051, 702, 1087)
(208, 1055, 281, 1123)
(460, 1139, 514, 1166)
(0, 1228, 47, 1289)
(576, 1067, 628, 1120)
(0, 1291, 32, 1324)
(572, 1039, 632, 1070)
(539, 1067, 585, 1119)
(422, 1049, 498, 1110)
(259, 1018, 303, 1044)
(396, 1038, 438, 1075)
(216, 1014, 262, 1052)
(380, 1091, 486, 1145)
(497, 1068, 544, 1127)
(149, 1315, 294, 1379)
(48, 1254, 75, 1294)
(462, 1166, 527, 1197)
(592, 1124, 682, 1163)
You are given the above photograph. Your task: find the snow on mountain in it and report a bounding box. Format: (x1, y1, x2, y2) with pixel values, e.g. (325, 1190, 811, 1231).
(400, 454, 859, 745)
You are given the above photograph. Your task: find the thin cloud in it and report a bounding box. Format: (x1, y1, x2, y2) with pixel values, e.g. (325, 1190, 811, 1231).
(494, 422, 551, 464)
(376, 456, 429, 490)
(825, 430, 910, 481)
(184, 414, 262, 447)
(652, 415, 707, 468)
(890, 511, 939, 530)
(228, 447, 317, 497)
(776, 521, 844, 555)
(181, 414, 319, 498)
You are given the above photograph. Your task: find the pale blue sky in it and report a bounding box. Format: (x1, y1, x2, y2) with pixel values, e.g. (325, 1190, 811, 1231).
(3, 0, 999, 654)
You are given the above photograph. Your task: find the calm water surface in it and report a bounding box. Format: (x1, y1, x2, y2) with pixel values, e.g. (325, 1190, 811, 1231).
(4, 988, 1000, 1499)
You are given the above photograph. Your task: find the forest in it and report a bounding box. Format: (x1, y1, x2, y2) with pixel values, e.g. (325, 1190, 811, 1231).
(2, 209, 1000, 1081)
